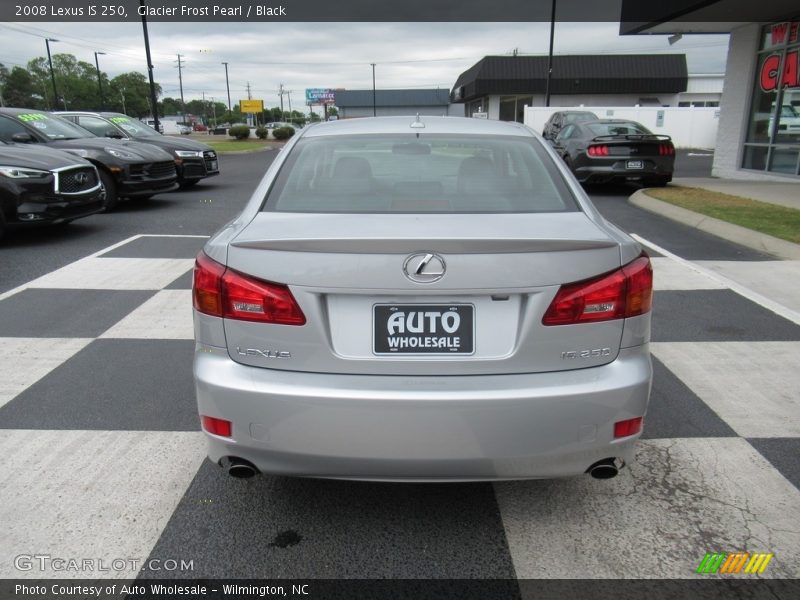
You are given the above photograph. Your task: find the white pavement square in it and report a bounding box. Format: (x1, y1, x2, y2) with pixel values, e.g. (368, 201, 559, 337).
(0, 338, 92, 409)
(0, 430, 207, 579)
(696, 261, 800, 313)
(650, 257, 726, 291)
(651, 341, 800, 438)
(26, 257, 194, 291)
(495, 438, 800, 579)
(101, 290, 194, 340)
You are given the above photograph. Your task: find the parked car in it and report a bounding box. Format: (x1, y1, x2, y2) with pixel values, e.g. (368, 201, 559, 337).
(542, 110, 599, 141)
(192, 116, 653, 482)
(57, 111, 219, 188)
(0, 108, 178, 209)
(0, 140, 103, 240)
(550, 119, 675, 186)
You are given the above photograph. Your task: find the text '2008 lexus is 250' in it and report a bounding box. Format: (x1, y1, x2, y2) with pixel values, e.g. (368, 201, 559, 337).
(192, 116, 653, 482)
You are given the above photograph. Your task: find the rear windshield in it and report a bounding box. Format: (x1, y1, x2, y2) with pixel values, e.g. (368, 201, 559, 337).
(264, 134, 577, 213)
(564, 112, 598, 124)
(587, 122, 651, 136)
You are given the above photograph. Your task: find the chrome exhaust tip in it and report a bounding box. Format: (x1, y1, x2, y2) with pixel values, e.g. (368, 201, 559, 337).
(587, 458, 623, 480)
(222, 457, 259, 479)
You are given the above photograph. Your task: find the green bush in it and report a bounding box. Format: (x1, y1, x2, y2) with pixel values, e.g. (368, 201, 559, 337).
(272, 126, 295, 141)
(228, 125, 251, 140)
(255, 126, 268, 139)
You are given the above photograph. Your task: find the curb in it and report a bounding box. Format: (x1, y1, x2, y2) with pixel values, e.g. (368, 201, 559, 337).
(214, 146, 279, 156)
(629, 189, 800, 260)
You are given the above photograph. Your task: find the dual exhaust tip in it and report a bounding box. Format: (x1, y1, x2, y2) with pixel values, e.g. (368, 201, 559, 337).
(220, 456, 624, 480)
(221, 457, 259, 479)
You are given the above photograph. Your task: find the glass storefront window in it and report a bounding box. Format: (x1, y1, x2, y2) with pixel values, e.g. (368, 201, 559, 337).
(743, 18, 800, 176)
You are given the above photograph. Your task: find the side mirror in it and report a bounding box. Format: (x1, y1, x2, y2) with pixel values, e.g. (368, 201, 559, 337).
(11, 132, 33, 143)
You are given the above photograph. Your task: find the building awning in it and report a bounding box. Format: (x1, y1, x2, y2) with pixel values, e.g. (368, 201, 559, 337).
(451, 55, 688, 102)
(335, 89, 451, 108)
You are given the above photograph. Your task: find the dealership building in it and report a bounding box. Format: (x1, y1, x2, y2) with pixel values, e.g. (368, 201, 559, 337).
(334, 89, 461, 119)
(622, 1, 800, 180)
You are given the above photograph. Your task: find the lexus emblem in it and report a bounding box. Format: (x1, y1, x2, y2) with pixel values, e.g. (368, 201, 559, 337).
(403, 253, 446, 284)
(74, 172, 89, 184)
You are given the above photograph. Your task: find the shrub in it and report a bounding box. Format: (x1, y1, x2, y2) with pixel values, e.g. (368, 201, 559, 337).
(228, 125, 251, 140)
(255, 126, 268, 139)
(272, 126, 295, 141)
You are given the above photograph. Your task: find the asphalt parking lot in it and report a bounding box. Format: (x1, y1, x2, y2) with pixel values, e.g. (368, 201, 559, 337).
(1, 148, 798, 585)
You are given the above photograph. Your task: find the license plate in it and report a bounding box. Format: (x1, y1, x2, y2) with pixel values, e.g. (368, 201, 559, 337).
(210, 161, 218, 171)
(626, 160, 644, 169)
(373, 304, 474, 355)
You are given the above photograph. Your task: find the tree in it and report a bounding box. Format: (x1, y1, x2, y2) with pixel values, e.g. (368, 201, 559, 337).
(0, 63, 45, 108)
(108, 72, 161, 117)
(27, 53, 104, 110)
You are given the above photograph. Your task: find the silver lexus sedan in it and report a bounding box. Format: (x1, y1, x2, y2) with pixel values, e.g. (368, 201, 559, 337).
(192, 116, 653, 482)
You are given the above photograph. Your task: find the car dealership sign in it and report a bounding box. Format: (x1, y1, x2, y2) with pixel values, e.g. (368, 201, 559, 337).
(305, 88, 336, 105)
(759, 20, 799, 92)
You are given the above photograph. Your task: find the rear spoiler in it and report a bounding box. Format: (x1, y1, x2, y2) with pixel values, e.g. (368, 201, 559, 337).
(591, 134, 672, 142)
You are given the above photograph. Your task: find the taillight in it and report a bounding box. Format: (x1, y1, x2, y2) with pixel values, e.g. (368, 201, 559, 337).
(587, 145, 610, 157)
(201, 415, 232, 437)
(614, 417, 643, 438)
(542, 254, 653, 325)
(658, 143, 675, 156)
(192, 252, 306, 325)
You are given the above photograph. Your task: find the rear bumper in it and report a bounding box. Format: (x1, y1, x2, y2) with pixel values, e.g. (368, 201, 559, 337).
(573, 158, 674, 183)
(194, 344, 653, 481)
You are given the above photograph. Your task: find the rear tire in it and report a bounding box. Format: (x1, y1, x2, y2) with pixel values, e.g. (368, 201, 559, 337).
(98, 169, 119, 211)
(644, 177, 669, 188)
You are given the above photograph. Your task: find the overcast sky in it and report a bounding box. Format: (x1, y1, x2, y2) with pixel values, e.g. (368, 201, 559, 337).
(0, 21, 729, 110)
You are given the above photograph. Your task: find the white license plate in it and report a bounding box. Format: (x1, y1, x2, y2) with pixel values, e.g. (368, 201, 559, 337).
(626, 160, 644, 169)
(210, 161, 218, 171)
(373, 304, 474, 355)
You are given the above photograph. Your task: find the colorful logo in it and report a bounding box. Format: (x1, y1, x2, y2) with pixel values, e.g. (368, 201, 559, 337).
(696, 552, 774, 574)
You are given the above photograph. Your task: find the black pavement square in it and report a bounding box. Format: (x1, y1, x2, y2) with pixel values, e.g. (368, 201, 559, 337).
(0, 289, 155, 338)
(748, 438, 800, 492)
(0, 339, 198, 431)
(641, 357, 737, 440)
(652, 290, 800, 342)
(165, 270, 193, 290)
(142, 461, 517, 579)
(100, 236, 207, 259)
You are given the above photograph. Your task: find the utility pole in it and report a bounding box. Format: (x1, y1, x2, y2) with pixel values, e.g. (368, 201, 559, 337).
(246, 81, 252, 99)
(210, 96, 217, 127)
(119, 89, 126, 114)
(222, 61, 231, 112)
(175, 54, 186, 118)
(544, 0, 556, 107)
(278, 83, 284, 118)
(139, 0, 160, 132)
(202, 90, 207, 125)
(94, 51, 106, 110)
(287, 90, 292, 120)
(45, 38, 59, 110)
(371, 63, 376, 117)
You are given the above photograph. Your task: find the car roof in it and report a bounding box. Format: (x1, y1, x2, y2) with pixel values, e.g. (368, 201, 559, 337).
(301, 116, 533, 138)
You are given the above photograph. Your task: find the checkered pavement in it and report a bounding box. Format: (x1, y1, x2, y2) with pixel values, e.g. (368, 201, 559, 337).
(1, 234, 798, 581)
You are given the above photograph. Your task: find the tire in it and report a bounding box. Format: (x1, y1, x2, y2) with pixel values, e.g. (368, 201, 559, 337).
(98, 169, 119, 211)
(644, 177, 669, 188)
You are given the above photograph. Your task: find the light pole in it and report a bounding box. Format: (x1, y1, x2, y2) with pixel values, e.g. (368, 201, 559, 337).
(139, 0, 160, 132)
(94, 51, 106, 110)
(45, 38, 59, 110)
(544, 0, 556, 107)
(222, 61, 231, 112)
(371, 63, 376, 117)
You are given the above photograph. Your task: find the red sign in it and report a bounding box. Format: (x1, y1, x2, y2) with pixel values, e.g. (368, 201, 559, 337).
(759, 50, 800, 92)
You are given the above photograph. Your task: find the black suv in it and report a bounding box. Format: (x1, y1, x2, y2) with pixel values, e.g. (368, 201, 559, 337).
(57, 112, 219, 188)
(0, 140, 104, 239)
(0, 108, 178, 209)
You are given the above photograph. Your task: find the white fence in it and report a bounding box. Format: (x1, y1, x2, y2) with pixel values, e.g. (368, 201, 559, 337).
(523, 106, 720, 149)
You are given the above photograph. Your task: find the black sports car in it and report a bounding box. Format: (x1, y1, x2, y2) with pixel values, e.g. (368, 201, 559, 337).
(0, 140, 104, 239)
(57, 111, 219, 188)
(549, 119, 675, 186)
(0, 108, 178, 209)
(542, 110, 599, 141)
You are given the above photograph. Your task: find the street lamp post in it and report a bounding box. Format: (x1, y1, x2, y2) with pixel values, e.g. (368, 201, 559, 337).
(45, 38, 59, 110)
(94, 51, 106, 110)
(371, 63, 376, 117)
(544, 0, 556, 107)
(222, 61, 231, 112)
